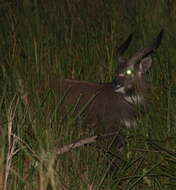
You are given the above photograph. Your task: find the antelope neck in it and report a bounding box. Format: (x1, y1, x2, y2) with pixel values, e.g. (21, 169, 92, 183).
(124, 94, 143, 104)
(111, 83, 143, 105)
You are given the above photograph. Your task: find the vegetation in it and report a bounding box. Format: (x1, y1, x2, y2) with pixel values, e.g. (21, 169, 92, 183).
(0, 0, 176, 189)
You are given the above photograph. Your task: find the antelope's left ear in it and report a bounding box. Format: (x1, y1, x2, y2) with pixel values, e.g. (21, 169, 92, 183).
(139, 56, 152, 73)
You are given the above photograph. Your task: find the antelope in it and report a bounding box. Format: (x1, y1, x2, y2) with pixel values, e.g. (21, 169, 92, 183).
(40, 31, 163, 134)
(9, 32, 162, 189)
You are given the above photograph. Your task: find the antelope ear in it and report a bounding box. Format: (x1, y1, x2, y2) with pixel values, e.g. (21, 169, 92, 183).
(139, 56, 152, 73)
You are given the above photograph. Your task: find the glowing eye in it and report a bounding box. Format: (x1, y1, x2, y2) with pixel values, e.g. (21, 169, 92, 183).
(126, 69, 132, 75)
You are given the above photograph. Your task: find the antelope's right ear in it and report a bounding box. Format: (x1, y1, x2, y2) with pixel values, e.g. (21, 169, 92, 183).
(139, 56, 152, 73)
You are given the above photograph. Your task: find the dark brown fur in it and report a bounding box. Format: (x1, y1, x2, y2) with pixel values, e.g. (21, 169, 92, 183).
(39, 78, 142, 133)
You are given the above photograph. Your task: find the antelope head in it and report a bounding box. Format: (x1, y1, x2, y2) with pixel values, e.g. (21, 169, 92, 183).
(112, 31, 163, 103)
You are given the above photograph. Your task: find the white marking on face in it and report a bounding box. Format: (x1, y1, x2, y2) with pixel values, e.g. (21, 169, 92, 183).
(116, 84, 121, 89)
(119, 73, 125, 77)
(114, 86, 125, 94)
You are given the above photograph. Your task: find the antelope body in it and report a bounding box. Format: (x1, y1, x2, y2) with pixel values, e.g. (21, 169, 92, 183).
(41, 31, 163, 134)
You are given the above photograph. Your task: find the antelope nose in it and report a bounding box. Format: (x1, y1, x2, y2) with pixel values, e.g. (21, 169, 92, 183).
(116, 84, 121, 89)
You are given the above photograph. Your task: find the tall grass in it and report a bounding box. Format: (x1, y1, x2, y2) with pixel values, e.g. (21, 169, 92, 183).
(0, 0, 176, 189)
